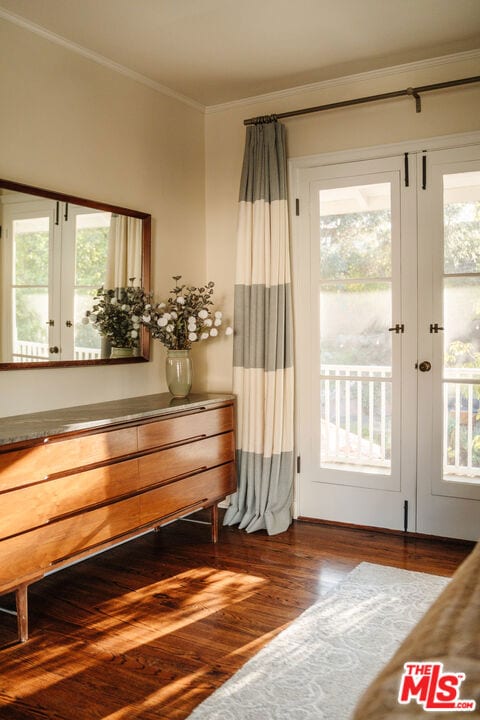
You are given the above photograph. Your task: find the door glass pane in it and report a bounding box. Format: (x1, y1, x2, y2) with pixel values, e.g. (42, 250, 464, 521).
(443, 172, 480, 481)
(443, 383, 480, 480)
(320, 282, 392, 372)
(12, 217, 50, 361)
(13, 217, 49, 285)
(74, 289, 102, 360)
(444, 172, 480, 274)
(74, 212, 110, 358)
(13, 288, 49, 360)
(320, 183, 392, 279)
(319, 183, 393, 474)
(321, 377, 391, 471)
(74, 212, 110, 286)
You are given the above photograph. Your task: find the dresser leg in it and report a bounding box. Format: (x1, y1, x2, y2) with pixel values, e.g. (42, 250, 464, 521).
(211, 504, 219, 543)
(16, 584, 28, 643)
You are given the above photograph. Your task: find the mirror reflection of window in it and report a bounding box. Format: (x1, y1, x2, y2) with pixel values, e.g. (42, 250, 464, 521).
(12, 215, 51, 361)
(1, 191, 143, 363)
(72, 210, 110, 360)
(0, 182, 149, 367)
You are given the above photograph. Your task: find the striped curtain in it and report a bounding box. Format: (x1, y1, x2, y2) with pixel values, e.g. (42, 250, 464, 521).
(224, 119, 294, 535)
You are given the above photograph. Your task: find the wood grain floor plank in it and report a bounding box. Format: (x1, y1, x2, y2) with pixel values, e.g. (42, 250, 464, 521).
(0, 515, 473, 720)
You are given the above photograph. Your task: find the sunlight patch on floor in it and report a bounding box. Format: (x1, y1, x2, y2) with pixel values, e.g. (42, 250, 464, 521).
(3, 565, 267, 706)
(84, 566, 266, 640)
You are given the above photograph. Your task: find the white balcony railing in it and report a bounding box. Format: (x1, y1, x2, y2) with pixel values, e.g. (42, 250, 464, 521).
(321, 364, 480, 479)
(321, 365, 391, 471)
(13, 341, 101, 361)
(443, 369, 480, 479)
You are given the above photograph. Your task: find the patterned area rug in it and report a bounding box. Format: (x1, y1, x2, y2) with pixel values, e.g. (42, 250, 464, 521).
(187, 562, 450, 720)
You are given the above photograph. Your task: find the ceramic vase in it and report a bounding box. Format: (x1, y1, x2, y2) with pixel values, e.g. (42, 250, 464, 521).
(166, 349, 192, 398)
(110, 346, 134, 359)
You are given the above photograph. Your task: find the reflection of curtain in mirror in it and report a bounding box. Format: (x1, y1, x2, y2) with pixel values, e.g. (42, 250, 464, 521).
(106, 215, 143, 287)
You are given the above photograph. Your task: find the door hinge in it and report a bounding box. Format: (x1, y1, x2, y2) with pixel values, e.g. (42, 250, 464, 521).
(422, 151, 427, 190)
(295, 198, 300, 216)
(403, 500, 409, 532)
(296, 455, 301, 473)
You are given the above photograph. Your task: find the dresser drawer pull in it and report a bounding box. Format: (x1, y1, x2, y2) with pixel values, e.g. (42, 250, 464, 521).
(190, 466, 209, 474)
(183, 434, 208, 443)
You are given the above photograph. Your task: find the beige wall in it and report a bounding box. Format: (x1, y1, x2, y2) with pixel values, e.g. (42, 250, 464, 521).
(204, 54, 480, 392)
(0, 19, 206, 416)
(0, 18, 478, 417)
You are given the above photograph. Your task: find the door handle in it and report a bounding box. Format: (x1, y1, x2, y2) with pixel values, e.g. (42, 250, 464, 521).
(49, 346, 59, 354)
(418, 361, 431, 372)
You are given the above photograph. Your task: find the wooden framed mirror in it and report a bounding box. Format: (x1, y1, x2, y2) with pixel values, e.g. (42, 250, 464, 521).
(0, 179, 151, 369)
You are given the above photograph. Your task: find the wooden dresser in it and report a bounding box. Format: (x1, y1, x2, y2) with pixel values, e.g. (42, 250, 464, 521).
(0, 393, 236, 642)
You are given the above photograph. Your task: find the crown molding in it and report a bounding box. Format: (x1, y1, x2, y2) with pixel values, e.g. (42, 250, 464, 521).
(0, 7, 205, 113)
(206, 48, 480, 114)
(1, 6, 478, 117)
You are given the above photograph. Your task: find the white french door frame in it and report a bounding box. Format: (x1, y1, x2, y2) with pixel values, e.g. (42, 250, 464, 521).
(293, 155, 418, 531)
(290, 130, 480, 537)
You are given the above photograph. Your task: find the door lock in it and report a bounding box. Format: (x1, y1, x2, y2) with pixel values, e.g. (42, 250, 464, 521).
(418, 360, 431, 372)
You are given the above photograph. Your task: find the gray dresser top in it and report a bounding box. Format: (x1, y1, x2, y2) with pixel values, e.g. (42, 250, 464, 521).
(0, 393, 234, 446)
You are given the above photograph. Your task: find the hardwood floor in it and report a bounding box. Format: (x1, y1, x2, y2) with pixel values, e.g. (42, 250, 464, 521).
(0, 514, 473, 720)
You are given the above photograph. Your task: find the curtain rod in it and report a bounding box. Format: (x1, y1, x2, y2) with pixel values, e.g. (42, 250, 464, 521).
(243, 75, 480, 125)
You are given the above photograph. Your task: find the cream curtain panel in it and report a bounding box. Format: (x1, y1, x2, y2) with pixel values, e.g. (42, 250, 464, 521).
(224, 120, 294, 535)
(106, 215, 143, 288)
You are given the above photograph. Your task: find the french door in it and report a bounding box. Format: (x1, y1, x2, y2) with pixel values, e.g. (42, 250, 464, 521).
(417, 146, 480, 539)
(293, 141, 480, 541)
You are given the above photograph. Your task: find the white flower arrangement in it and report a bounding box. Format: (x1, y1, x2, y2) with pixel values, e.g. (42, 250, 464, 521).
(141, 276, 232, 350)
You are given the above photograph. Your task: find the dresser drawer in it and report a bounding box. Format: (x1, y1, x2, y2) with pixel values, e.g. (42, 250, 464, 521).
(42, 428, 137, 477)
(0, 494, 141, 587)
(0, 427, 137, 492)
(137, 405, 234, 451)
(139, 463, 236, 526)
(0, 526, 49, 587)
(0, 457, 140, 541)
(138, 432, 234, 490)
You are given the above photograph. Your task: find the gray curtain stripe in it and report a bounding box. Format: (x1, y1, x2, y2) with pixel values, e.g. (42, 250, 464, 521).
(233, 283, 293, 371)
(224, 450, 294, 535)
(239, 122, 288, 203)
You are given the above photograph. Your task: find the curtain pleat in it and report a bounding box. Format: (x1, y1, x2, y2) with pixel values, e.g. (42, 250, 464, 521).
(224, 120, 294, 535)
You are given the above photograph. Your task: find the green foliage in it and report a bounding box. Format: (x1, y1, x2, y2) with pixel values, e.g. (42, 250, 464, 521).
(445, 340, 480, 370)
(75, 227, 108, 286)
(444, 202, 480, 274)
(15, 289, 47, 343)
(14, 231, 49, 285)
(320, 209, 391, 281)
(84, 281, 151, 348)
